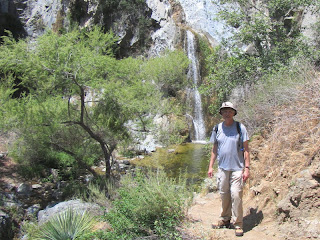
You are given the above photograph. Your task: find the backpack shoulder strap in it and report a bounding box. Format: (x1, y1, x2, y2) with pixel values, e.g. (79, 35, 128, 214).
(236, 121, 244, 151)
(236, 121, 242, 136)
(214, 123, 219, 134)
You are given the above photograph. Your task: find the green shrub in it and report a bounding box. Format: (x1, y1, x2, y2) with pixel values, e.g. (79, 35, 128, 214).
(202, 0, 319, 113)
(76, 177, 117, 206)
(104, 169, 193, 239)
(158, 114, 189, 146)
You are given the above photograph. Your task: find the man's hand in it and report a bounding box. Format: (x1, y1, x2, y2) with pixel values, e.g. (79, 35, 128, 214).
(208, 144, 217, 178)
(243, 168, 250, 181)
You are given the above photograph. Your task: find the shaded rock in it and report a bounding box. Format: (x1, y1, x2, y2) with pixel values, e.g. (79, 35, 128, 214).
(250, 180, 270, 196)
(276, 166, 320, 238)
(277, 197, 291, 221)
(0, 210, 13, 240)
(17, 183, 32, 196)
(311, 162, 320, 178)
(26, 204, 41, 217)
(32, 184, 42, 189)
(117, 160, 130, 165)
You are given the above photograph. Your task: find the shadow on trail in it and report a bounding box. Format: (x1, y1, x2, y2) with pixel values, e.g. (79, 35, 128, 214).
(243, 207, 264, 232)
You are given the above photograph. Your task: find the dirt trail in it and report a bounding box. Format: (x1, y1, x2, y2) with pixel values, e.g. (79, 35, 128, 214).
(183, 192, 282, 240)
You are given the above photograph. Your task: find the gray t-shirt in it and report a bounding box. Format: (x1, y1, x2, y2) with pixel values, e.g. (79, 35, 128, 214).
(210, 121, 249, 171)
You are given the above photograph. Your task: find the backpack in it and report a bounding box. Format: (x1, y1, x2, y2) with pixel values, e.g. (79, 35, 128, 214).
(214, 121, 244, 152)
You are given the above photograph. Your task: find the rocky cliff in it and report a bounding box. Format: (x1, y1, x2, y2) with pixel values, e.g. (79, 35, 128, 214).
(0, 0, 173, 57)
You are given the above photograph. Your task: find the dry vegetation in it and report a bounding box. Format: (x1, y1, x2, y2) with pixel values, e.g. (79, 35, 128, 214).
(237, 60, 320, 239)
(246, 66, 319, 180)
(183, 60, 319, 240)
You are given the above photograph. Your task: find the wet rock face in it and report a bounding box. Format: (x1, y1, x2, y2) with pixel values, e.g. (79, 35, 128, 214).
(146, 0, 181, 57)
(177, 0, 226, 41)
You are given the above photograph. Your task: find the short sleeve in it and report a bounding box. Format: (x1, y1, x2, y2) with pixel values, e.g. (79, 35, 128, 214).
(240, 124, 249, 142)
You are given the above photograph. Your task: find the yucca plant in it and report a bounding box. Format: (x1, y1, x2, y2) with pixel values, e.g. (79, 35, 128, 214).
(31, 208, 96, 240)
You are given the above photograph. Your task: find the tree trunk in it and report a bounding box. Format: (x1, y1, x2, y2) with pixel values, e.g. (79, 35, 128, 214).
(100, 142, 112, 179)
(77, 86, 113, 179)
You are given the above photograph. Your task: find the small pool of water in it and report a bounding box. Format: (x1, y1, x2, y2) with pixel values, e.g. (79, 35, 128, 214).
(131, 142, 212, 187)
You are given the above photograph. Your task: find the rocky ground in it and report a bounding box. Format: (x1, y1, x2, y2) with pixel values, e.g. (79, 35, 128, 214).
(183, 192, 282, 240)
(182, 161, 320, 240)
(182, 136, 320, 240)
(0, 155, 282, 240)
(1, 102, 320, 240)
(2, 150, 319, 240)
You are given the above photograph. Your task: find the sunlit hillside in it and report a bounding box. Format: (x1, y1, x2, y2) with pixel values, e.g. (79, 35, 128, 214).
(238, 60, 320, 239)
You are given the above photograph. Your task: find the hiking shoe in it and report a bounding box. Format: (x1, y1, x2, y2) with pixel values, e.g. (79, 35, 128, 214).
(235, 227, 243, 236)
(212, 220, 231, 229)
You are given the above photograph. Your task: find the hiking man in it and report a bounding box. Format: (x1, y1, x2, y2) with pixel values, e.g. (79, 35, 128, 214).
(208, 102, 250, 237)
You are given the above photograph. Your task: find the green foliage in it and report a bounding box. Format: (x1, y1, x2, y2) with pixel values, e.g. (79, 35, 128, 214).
(7, 96, 92, 178)
(204, 0, 319, 112)
(29, 208, 96, 240)
(197, 36, 214, 77)
(75, 177, 118, 206)
(106, 0, 147, 11)
(158, 114, 189, 146)
(200, 46, 261, 112)
(214, 0, 319, 62)
(0, 27, 189, 179)
(103, 169, 192, 239)
(144, 50, 190, 97)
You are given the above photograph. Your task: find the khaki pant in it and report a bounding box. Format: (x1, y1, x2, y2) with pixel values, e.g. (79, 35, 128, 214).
(217, 168, 243, 228)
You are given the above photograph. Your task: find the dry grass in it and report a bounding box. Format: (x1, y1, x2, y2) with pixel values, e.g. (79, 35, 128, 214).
(236, 59, 320, 223)
(251, 74, 320, 181)
(237, 58, 319, 136)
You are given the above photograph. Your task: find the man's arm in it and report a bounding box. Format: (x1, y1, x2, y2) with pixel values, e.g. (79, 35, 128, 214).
(208, 143, 218, 178)
(243, 140, 250, 181)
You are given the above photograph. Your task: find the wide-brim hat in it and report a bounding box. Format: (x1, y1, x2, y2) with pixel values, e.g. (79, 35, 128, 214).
(219, 102, 237, 115)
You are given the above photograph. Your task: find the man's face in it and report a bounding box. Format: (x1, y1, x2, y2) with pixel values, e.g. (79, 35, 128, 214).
(221, 108, 235, 119)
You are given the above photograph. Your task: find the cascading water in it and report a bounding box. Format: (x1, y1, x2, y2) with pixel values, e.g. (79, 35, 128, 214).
(186, 30, 206, 141)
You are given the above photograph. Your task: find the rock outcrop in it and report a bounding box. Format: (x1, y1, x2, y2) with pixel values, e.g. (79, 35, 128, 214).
(277, 163, 320, 239)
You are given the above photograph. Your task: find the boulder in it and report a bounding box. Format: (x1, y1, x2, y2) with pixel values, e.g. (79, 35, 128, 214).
(38, 199, 104, 225)
(17, 183, 32, 197)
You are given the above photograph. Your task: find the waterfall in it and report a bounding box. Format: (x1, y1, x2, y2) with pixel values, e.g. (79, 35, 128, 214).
(186, 30, 206, 141)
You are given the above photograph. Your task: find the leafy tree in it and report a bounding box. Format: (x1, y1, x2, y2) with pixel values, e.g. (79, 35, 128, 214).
(203, 0, 319, 110)
(201, 46, 260, 112)
(144, 50, 190, 97)
(0, 27, 189, 180)
(215, 0, 318, 60)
